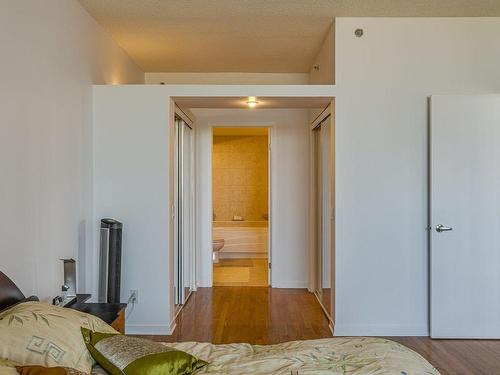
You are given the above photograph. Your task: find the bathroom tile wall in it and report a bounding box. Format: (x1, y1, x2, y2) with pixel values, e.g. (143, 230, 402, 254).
(213, 135, 268, 221)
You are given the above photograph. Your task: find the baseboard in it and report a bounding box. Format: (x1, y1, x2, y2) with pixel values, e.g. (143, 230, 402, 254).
(197, 277, 212, 288)
(313, 291, 333, 323)
(329, 322, 335, 336)
(271, 280, 308, 288)
(125, 323, 173, 335)
(169, 320, 177, 335)
(333, 324, 429, 337)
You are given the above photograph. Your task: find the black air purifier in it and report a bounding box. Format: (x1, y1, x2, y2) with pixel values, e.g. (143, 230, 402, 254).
(98, 218, 123, 303)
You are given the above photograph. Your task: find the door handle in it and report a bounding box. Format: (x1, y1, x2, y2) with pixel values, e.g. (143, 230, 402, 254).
(436, 224, 453, 233)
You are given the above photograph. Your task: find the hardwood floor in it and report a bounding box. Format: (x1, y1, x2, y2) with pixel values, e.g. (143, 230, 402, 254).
(139, 287, 500, 374)
(149, 287, 331, 344)
(388, 337, 500, 375)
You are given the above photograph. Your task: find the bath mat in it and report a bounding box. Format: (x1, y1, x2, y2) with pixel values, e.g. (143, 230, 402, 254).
(213, 267, 250, 283)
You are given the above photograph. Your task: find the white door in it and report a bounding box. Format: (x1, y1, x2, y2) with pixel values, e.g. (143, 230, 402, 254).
(430, 95, 500, 338)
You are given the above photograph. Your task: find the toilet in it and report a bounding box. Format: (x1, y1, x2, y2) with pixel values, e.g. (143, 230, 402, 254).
(212, 238, 225, 263)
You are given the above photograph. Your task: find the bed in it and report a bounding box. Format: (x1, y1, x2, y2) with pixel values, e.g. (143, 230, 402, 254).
(0, 271, 439, 374)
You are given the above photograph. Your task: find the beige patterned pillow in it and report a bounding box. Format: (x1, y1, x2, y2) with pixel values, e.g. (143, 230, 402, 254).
(16, 365, 88, 375)
(0, 302, 117, 373)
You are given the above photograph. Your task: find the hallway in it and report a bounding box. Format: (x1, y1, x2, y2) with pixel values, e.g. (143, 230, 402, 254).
(162, 287, 331, 344)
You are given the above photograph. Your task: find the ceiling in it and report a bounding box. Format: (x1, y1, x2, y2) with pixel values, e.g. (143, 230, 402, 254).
(174, 96, 332, 109)
(79, 0, 500, 73)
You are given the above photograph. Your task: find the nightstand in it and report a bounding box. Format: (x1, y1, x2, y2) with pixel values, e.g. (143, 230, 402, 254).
(67, 295, 127, 334)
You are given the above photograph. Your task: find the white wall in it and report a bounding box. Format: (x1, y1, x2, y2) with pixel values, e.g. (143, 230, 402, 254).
(334, 18, 500, 336)
(192, 109, 310, 288)
(90, 17, 500, 338)
(0, 0, 143, 301)
(146, 72, 310, 85)
(93, 87, 170, 334)
(309, 23, 335, 84)
(91, 85, 332, 334)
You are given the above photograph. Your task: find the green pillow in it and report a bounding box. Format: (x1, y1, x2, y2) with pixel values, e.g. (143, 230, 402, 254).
(81, 328, 207, 375)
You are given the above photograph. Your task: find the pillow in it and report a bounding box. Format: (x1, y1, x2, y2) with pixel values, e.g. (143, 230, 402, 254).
(16, 365, 87, 375)
(81, 328, 207, 375)
(0, 302, 117, 373)
(1, 357, 22, 375)
(0, 297, 40, 314)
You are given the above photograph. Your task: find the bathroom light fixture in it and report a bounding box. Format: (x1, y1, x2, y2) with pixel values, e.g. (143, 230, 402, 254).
(246, 97, 259, 108)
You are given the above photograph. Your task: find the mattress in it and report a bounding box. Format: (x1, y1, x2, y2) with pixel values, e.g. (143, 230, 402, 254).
(1, 337, 439, 374)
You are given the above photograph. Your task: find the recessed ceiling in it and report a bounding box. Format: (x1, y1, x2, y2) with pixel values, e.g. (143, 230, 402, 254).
(78, 0, 500, 73)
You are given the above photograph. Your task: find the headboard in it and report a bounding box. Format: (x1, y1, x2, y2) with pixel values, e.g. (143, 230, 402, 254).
(0, 271, 38, 312)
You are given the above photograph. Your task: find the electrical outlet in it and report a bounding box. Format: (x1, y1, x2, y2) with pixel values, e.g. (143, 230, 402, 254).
(129, 289, 139, 304)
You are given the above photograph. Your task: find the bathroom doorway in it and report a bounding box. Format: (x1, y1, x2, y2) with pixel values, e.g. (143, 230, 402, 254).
(211, 127, 270, 286)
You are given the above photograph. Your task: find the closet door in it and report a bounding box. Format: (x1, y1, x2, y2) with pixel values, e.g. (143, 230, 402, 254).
(173, 118, 181, 306)
(320, 119, 332, 315)
(174, 116, 194, 307)
(181, 123, 194, 302)
(430, 95, 500, 338)
(313, 116, 333, 318)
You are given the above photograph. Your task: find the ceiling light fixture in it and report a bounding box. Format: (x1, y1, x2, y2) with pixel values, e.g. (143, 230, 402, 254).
(246, 97, 259, 108)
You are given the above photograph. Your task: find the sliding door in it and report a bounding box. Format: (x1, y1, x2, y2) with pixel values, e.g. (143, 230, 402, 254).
(174, 116, 194, 306)
(312, 115, 334, 320)
(181, 123, 194, 302)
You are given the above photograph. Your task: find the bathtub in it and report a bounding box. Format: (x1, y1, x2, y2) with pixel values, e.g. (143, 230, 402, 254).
(213, 221, 268, 259)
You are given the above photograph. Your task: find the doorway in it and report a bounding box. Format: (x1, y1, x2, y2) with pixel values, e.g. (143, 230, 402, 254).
(170, 97, 334, 294)
(211, 127, 271, 286)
